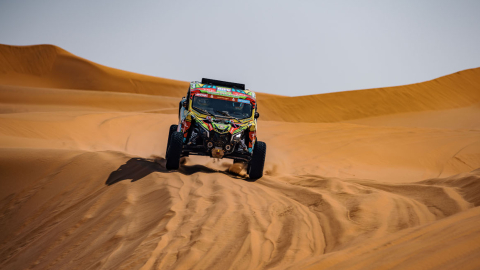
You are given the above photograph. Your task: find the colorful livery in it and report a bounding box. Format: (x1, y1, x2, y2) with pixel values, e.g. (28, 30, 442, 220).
(165, 78, 267, 179)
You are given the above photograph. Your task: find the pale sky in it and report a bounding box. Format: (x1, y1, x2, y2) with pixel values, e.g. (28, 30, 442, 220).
(1, 0, 480, 96)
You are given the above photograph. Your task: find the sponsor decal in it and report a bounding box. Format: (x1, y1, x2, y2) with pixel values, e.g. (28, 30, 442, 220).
(200, 90, 245, 98)
(217, 87, 231, 92)
(230, 91, 248, 97)
(195, 93, 208, 97)
(196, 88, 254, 101)
(229, 127, 239, 133)
(196, 88, 217, 93)
(237, 99, 250, 104)
(182, 120, 192, 138)
(194, 85, 254, 99)
(248, 131, 256, 148)
(214, 96, 231, 101)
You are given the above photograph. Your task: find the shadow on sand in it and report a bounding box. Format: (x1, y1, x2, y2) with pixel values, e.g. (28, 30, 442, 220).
(106, 157, 249, 185)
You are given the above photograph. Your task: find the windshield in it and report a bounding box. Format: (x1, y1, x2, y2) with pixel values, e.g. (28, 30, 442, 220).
(192, 96, 252, 119)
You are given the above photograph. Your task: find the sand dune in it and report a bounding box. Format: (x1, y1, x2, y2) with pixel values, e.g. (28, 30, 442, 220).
(0, 44, 278, 101)
(259, 68, 480, 122)
(0, 44, 480, 269)
(0, 44, 188, 97)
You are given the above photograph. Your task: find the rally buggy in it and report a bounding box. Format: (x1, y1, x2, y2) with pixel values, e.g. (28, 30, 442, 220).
(165, 78, 267, 179)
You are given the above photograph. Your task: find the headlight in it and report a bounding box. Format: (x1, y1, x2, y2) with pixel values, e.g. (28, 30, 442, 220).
(231, 132, 242, 142)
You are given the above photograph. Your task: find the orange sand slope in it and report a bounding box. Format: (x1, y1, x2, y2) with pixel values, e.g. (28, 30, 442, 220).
(0, 44, 480, 270)
(0, 44, 188, 97)
(0, 44, 278, 101)
(260, 68, 480, 122)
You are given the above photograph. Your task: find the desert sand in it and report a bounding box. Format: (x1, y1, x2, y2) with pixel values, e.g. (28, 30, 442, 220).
(0, 44, 479, 270)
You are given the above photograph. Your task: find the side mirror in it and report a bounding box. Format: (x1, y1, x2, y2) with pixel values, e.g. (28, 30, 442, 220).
(254, 112, 260, 119)
(182, 100, 188, 108)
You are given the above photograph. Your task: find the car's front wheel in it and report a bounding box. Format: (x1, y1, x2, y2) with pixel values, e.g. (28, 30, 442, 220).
(166, 124, 178, 159)
(248, 141, 266, 180)
(166, 131, 183, 170)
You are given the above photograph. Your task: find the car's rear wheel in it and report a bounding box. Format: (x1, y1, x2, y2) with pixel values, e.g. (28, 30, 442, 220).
(166, 125, 178, 159)
(248, 141, 266, 180)
(166, 131, 183, 170)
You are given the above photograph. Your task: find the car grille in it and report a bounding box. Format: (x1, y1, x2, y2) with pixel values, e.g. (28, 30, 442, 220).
(212, 132, 231, 147)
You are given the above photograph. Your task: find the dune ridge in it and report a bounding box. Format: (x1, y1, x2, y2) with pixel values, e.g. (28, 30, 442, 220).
(0, 44, 188, 97)
(0, 44, 279, 101)
(0, 44, 479, 269)
(260, 67, 480, 122)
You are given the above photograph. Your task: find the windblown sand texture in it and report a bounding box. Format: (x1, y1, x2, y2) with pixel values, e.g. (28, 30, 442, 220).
(1, 44, 480, 270)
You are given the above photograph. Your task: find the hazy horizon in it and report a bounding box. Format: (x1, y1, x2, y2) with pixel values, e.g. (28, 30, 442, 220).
(1, 0, 480, 96)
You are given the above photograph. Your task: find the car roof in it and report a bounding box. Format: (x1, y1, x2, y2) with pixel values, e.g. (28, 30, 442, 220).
(190, 81, 256, 101)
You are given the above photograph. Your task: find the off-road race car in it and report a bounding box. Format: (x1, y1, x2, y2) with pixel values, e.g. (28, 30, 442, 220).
(165, 78, 267, 179)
